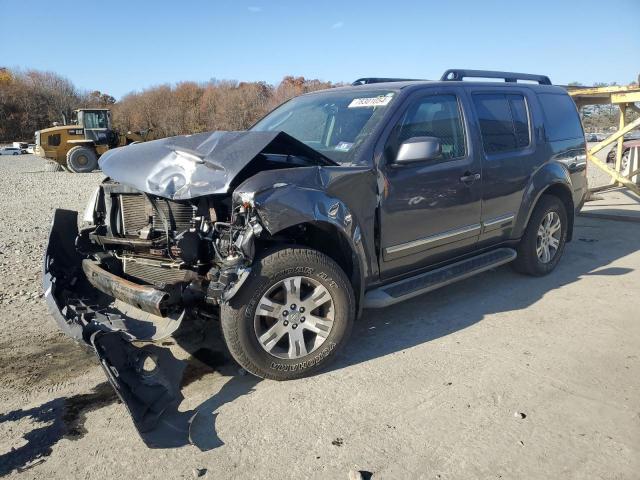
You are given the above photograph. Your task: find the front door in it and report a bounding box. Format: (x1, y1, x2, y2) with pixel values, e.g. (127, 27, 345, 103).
(378, 90, 482, 279)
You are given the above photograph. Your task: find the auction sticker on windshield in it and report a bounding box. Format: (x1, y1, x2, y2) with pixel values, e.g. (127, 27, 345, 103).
(348, 93, 394, 108)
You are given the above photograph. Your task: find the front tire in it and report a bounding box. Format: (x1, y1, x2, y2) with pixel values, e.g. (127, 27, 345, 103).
(66, 146, 98, 173)
(513, 195, 568, 276)
(221, 247, 355, 381)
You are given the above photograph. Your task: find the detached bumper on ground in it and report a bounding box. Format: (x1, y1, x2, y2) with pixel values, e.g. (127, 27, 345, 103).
(42, 209, 187, 433)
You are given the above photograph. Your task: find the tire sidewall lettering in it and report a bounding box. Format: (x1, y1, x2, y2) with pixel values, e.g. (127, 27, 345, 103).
(316, 271, 338, 289)
(269, 342, 336, 371)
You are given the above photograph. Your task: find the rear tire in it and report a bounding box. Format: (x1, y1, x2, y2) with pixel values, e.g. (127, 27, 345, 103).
(66, 146, 98, 173)
(513, 195, 568, 276)
(221, 247, 355, 381)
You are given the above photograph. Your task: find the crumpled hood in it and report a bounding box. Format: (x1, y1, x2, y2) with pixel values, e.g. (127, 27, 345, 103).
(99, 130, 335, 200)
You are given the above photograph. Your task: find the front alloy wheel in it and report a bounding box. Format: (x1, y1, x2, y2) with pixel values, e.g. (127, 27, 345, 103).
(221, 247, 355, 381)
(255, 276, 335, 360)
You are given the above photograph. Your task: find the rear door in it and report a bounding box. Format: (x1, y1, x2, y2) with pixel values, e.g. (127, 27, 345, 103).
(377, 87, 483, 279)
(466, 88, 540, 244)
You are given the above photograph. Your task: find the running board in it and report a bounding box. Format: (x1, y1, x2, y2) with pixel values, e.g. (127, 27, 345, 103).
(364, 248, 517, 309)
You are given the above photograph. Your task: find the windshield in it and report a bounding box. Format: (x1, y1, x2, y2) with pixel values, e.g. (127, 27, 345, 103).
(252, 89, 397, 163)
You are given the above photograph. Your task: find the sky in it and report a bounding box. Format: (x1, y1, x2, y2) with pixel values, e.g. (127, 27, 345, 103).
(1, 0, 639, 99)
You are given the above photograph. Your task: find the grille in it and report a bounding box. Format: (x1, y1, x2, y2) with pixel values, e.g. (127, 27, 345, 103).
(118, 194, 194, 236)
(123, 258, 188, 286)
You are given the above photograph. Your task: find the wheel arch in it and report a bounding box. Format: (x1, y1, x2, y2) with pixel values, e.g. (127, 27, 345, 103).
(517, 181, 575, 242)
(255, 219, 365, 317)
(256, 216, 364, 315)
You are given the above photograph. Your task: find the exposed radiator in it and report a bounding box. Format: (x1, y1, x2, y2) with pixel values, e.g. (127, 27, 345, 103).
(119, 194, 148, 235)
(118, 194, 194, 236)
(152, 199, 194, 232)
(123, 257, 188, 286)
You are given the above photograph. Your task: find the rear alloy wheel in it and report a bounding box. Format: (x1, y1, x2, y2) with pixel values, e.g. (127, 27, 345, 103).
(536, 211, 562, 264)
(221, 247, 355, 381)
(513, 195, 568, 276)
(66, 146, 98, 173)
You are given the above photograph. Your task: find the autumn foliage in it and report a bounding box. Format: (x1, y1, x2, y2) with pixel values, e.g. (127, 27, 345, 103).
(0, 68, 339, 142)
(112, 76, 337, 138)
(0, 68, 116, 141)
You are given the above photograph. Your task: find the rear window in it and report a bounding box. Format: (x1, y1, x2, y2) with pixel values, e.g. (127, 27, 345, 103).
(538, 93, 583, 141)
(473, 93, 530, 153)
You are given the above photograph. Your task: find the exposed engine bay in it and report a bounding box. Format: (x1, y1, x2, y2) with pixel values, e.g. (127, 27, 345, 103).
(81, 179, 260, 320)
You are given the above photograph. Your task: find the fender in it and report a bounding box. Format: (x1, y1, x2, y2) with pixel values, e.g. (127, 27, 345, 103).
(233, 166, 378, 314)
(513, 161, 574, 240)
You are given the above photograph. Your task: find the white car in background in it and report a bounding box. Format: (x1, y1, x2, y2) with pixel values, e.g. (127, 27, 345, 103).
(0, 147, 23, 155)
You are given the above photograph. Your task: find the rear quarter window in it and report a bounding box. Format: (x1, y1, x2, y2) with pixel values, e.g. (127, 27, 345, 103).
(538, 93, 583, 141)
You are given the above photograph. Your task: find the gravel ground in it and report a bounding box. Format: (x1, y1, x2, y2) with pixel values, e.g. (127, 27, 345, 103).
(0, 154, 638, 479)
(0, 155, 104, 402)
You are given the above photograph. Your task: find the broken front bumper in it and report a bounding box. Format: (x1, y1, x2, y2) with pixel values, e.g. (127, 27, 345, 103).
(42, 209, 188, 434)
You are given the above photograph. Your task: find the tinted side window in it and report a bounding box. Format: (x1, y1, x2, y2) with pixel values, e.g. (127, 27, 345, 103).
(508, 94, 530, 147)
(473, 94, 516, 152)
(473, 93, 530, 153)
(390, 94, 466, 161)
(538, 93, 583, 141)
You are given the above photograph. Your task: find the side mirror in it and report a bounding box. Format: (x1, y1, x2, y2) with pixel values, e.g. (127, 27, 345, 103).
(395, 136, 441, 164)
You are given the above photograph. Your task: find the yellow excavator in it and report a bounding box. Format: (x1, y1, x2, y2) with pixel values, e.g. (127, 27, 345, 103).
(35, 108, 152, 173)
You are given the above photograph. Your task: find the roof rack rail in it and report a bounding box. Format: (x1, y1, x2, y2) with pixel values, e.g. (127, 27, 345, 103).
(352, 77, 424, 86)
(440, 69, 552, 85)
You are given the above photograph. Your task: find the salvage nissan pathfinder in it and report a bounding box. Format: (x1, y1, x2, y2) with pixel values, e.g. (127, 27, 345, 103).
(44, 69, 588, 432)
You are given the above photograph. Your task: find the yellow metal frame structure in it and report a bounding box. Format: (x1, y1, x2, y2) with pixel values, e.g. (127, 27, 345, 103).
(568, 85, 640, 195)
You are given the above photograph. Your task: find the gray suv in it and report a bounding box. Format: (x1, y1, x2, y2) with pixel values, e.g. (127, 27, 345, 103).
(44, 69, 587, 432)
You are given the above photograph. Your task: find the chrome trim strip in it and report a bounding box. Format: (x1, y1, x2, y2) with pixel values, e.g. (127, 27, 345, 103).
(385, 223, 482, 255)
(482, 213, 515, 231)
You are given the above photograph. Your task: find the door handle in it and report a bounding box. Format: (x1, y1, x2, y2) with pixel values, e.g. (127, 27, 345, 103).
(460, 172, 481, 184)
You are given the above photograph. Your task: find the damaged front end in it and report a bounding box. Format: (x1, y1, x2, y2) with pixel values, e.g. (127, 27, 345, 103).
(42, 131, 320, 434)
(43, 198, 256, 433)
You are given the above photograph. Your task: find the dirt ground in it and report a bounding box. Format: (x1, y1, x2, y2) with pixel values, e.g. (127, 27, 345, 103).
(0, 155, 638, 479)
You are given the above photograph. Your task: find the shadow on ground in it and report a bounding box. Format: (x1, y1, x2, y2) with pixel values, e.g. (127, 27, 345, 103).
(330, 217, 638, 373)
(0, 349, 259, 474)
(1, 217, 637, 471)
(137, 349, 261, 450)
(0, 383, 117, 476)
